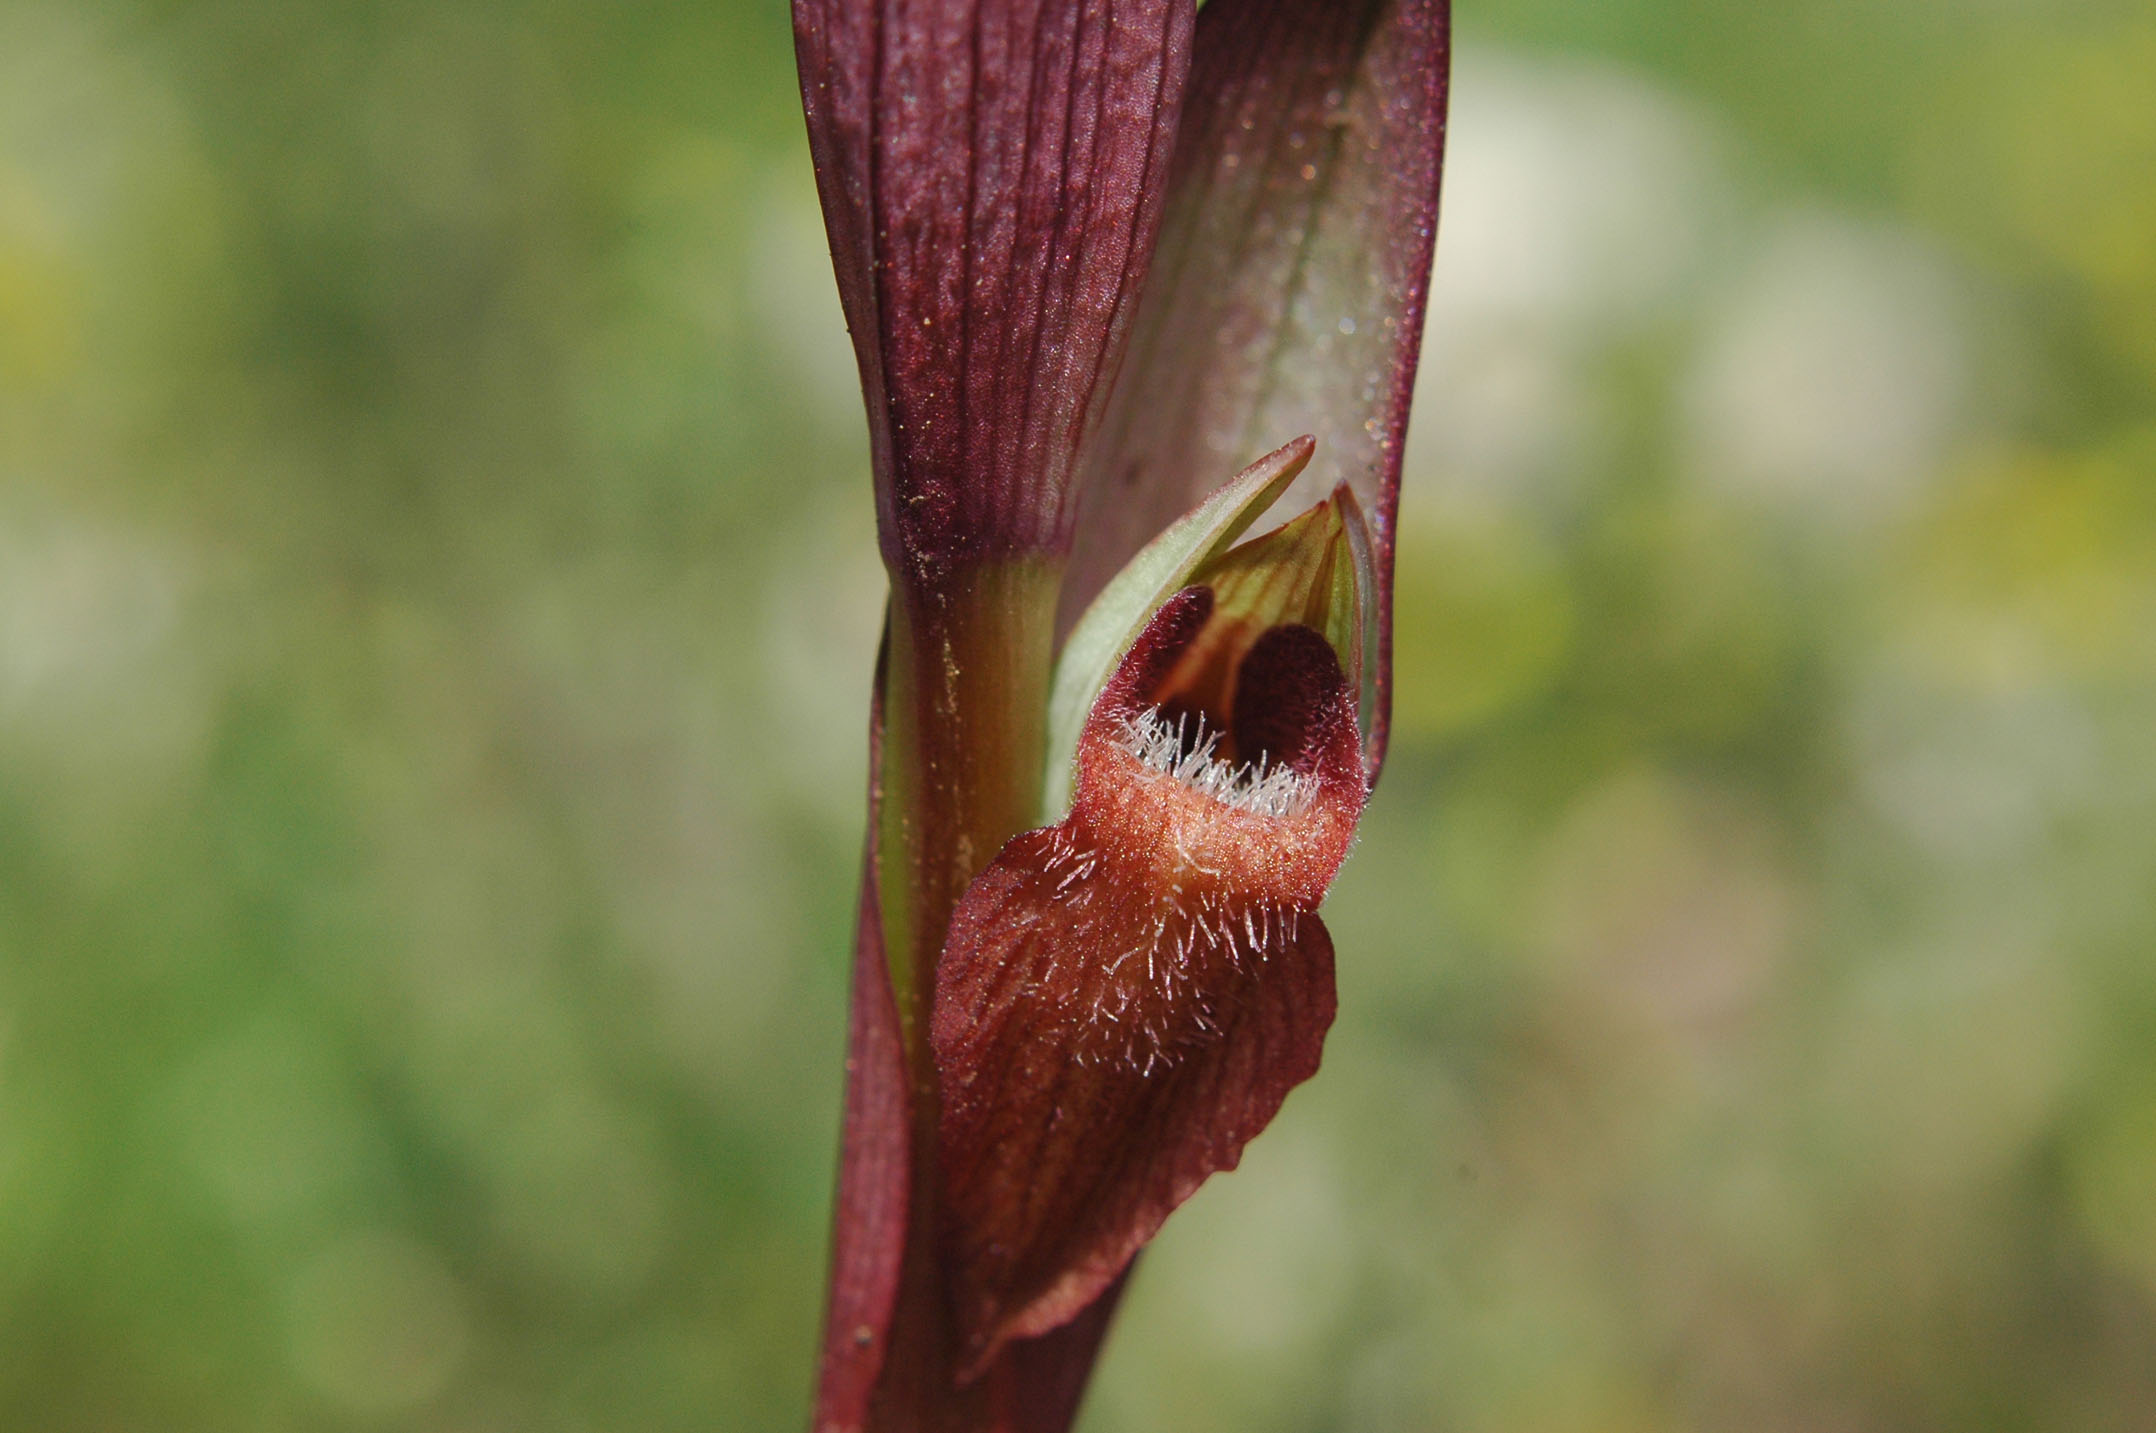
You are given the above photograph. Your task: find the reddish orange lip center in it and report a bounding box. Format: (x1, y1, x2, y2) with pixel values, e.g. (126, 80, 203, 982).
(1073, 708, 1358, 914)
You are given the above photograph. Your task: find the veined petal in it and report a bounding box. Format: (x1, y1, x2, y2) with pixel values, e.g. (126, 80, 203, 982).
(933, 589, 1366, 1378)
(1061, 0, 1451, 773)
(812, 855, 910, 1433)
(812, 636, 910, 1433)
(793, 0, 1197, 578)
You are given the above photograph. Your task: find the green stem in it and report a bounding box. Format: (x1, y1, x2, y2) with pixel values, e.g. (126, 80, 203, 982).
(868, 558, 1059, 1431)
(878, 559, 1059, 1069)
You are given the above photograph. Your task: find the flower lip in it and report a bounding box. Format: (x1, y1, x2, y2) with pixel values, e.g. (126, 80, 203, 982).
(1070, 588, 1367, 911)
(930, 588, 1365, 1379)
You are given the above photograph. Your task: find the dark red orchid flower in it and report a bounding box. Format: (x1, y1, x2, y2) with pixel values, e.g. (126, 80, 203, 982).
(792, 1, 1449, 1428)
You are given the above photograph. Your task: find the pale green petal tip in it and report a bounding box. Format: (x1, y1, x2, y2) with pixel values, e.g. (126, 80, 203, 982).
(1042, 440, 1376, 821)
(1042, 437, 1314, 818)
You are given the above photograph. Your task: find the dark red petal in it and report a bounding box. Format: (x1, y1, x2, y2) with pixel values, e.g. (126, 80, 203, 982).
(985, 1269, 1131, 1432)
(793, 0, 1197, 576)
(1062, 0, 1452, 775)
(814, 637, 911, 1433)
(1097, 583, 1217, 712)
(933, 832, 1337, 1379)
(1229, 623, 1358, 776)
(812, 856, 910, 1433)
(930, 596, 1364, 1380)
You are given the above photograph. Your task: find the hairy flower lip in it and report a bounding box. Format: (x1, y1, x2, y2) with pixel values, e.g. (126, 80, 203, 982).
(931, 588, 1362, 1380)
(1116, 706, 1320, 819)
(1069, 586, 1367, 910)
(1081, 710, 1349, 906)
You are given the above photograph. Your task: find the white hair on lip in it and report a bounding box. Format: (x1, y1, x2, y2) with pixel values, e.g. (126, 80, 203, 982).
(1115, 707, 1316, 820)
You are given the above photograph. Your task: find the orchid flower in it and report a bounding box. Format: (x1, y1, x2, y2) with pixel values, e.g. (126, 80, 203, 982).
(791, 1, 1449, 1428)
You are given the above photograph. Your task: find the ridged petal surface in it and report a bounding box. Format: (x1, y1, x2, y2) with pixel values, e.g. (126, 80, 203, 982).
(1062, 0, 1451, 772)
(794, 0, 1196, 578)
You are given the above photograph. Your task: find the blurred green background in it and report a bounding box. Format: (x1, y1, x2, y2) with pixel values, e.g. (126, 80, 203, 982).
(2, 0, 2153, 1428)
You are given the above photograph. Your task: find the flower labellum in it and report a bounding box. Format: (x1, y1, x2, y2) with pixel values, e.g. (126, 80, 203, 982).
(936, 509, 1368, 1376)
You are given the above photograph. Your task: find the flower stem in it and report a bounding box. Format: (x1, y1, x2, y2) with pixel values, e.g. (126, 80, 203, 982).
(879, 559, 1059, 1067)
(867, 558, 1058, 1430)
